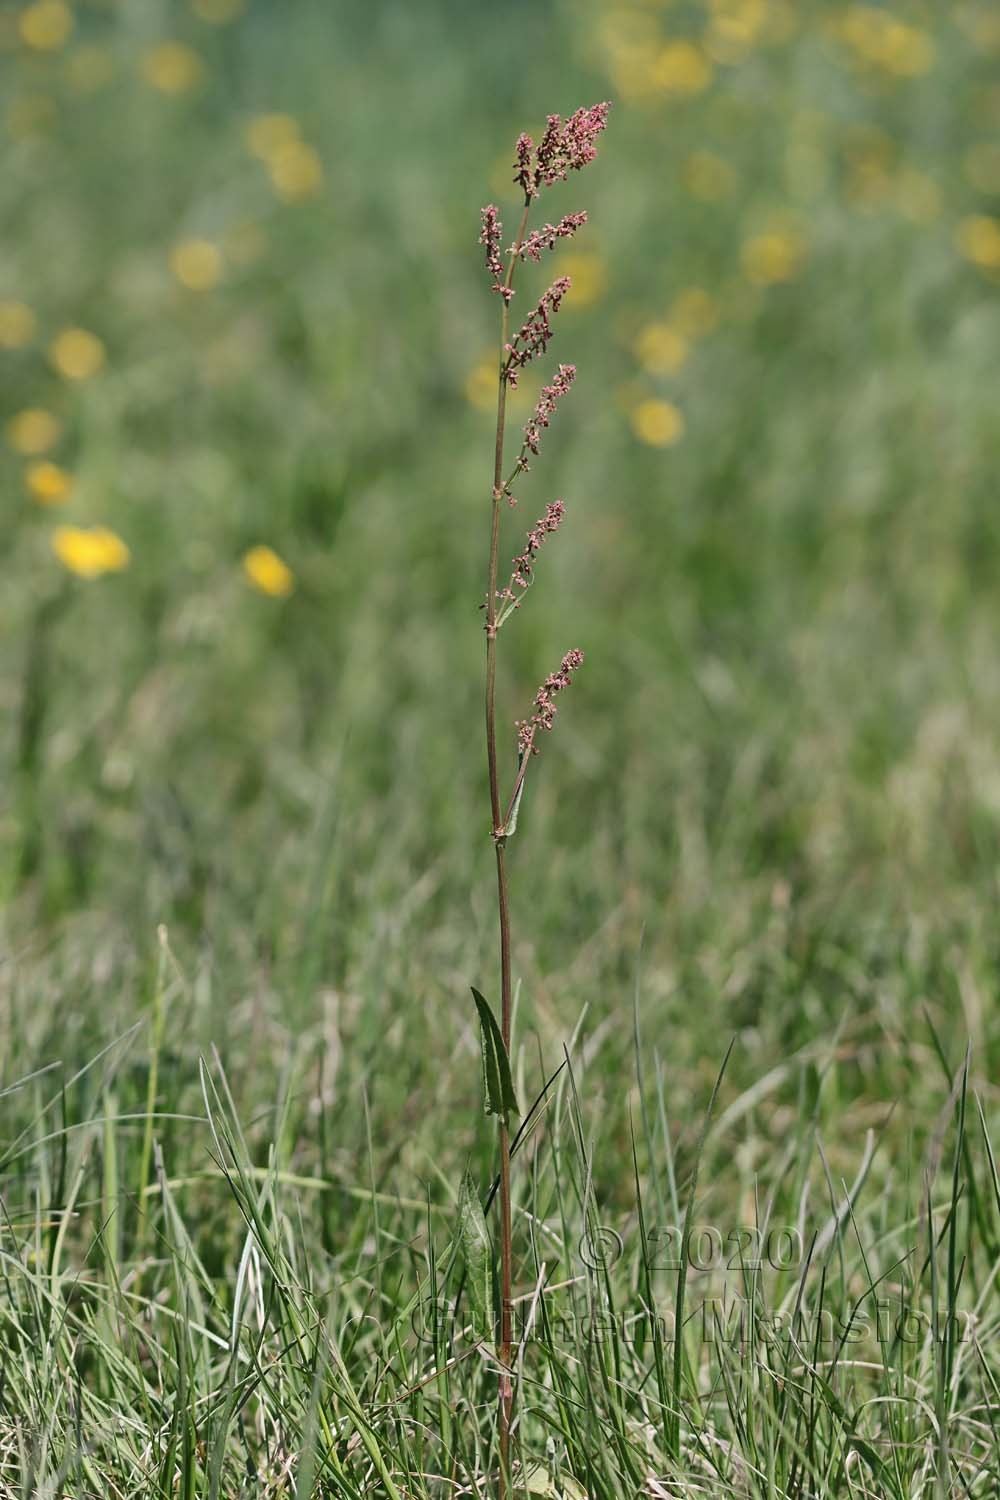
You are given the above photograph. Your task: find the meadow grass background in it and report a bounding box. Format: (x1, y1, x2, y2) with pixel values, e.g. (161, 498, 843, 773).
(4, 0, 1000, 1494)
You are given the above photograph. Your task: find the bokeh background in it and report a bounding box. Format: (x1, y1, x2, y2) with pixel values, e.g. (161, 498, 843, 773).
(4, 0, 1000, 1122)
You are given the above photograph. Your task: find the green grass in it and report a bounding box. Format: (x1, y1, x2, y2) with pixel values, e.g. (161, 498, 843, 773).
(3, 0, 1000, 1493)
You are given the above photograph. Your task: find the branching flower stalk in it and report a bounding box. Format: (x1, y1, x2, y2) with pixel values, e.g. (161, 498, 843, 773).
(477, 102, 610, 1499)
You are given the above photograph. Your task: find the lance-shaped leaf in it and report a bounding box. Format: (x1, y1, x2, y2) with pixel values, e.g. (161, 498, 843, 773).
(471, 987, 519, 1124)
(458, 1171, 494, 1343)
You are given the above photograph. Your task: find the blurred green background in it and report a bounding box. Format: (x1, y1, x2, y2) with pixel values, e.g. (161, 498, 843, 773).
(4, 0, 1000, 1110)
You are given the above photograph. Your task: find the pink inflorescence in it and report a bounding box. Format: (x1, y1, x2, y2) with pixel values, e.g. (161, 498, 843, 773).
(508, 500, 565, 598)
(524, 363, 576, 455)
(516, 212, 588, 262)
(480, 204, 513, 303)
(516, 648, 585, 755)
(514, 103, 611, 200)
(504, 277, 571, 386)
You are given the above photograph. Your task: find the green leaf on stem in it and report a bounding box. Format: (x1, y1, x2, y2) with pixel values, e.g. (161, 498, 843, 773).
(458, 1171, 494, 1343)
(471, 987, 519, 1124)
(503, 752, 529, 839)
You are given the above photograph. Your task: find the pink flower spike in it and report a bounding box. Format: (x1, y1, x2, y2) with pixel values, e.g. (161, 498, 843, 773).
(524, 364, 575, 456)
(516, 103, 611, 198)
(515, 212, 588, 263)
(504, 277, 572, 380)
(509, 500, 566, 595)
(560, 103, 612, 175)
(516, 648, 584, 755)
(514, 133, 535, 198)
(480, 205, 513, 303)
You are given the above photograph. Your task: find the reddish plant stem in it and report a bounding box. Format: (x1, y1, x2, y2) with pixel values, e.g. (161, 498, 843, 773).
(485, 197, 530, 1500)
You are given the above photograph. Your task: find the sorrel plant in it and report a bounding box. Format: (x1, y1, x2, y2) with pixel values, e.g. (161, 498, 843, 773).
(473, 102, 610, 1498)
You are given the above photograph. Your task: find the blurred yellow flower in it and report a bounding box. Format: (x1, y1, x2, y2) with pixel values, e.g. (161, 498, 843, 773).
(7, 408, 61, 455)
(66, 45, 115, 93)
(555, 252, 608, 308)
(839, 8, 933, 78)
(955, 215, 1000, 271)
(50, 327, 105, 380)
(705, 0, 768, 64)
(655, 41, 712, 96)
(741, 230, 806, 285)
(19, 0, 73, 51)
(26, 460, 73, 505)
(465, 353, 497, 412)
(964, 143, 1000, 196)
(608, 47, 661, 104)
(267, 140, 324, 201)
(191, 0, 246, 23)
(141, 42, 204, 95)
(601, 12, 664, 102)
(634, 322, 689, 375)
(170, 238, 223, 291)
(671, 287, 720, 337)
(243, 545, 294, 597)
(52, 525, 130, 579)
(879, 19, 933, 77)
(245, 112, 300, 160)
(683, 150, 735, 201)
(0, 300, 36, 348)
(895, 168, 940, 224)
(631, 398, 685, 447)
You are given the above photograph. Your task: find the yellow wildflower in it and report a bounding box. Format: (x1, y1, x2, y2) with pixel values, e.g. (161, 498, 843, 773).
(170, 238, 223, 291)
(631, 399, 685, 447)
(19, 0, 72, 51)
(741, 230, 806, 285)
(955, 215, 1000, 271)
(245, 112, 300, 160)
(267, 140, 324, 201)
(601, 12, 664, 102)
(50, 327, 105, 380)
(879, 18, 933, 77)
(242, 545, 294, 598)
(654, 41, 712, 97)
(141, 41, 204, 94)
(683, 150, 735, 201)
(839, 8, 933, 78)
(608, 46, 662, 104)
(464, 353, 497, 412)
(705, 0, 768, 64)
(0, 300, 36, 348)
(52, 525, 130, 579)
(634, 322, 689, 375)
(191, 0, 246, 23)
(26, 460, 73, 505)
(554, 252, 608, 308)
(7, 408, 61, 455)
(463, 354, 535, 413)
(671, 287, 719, 337)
